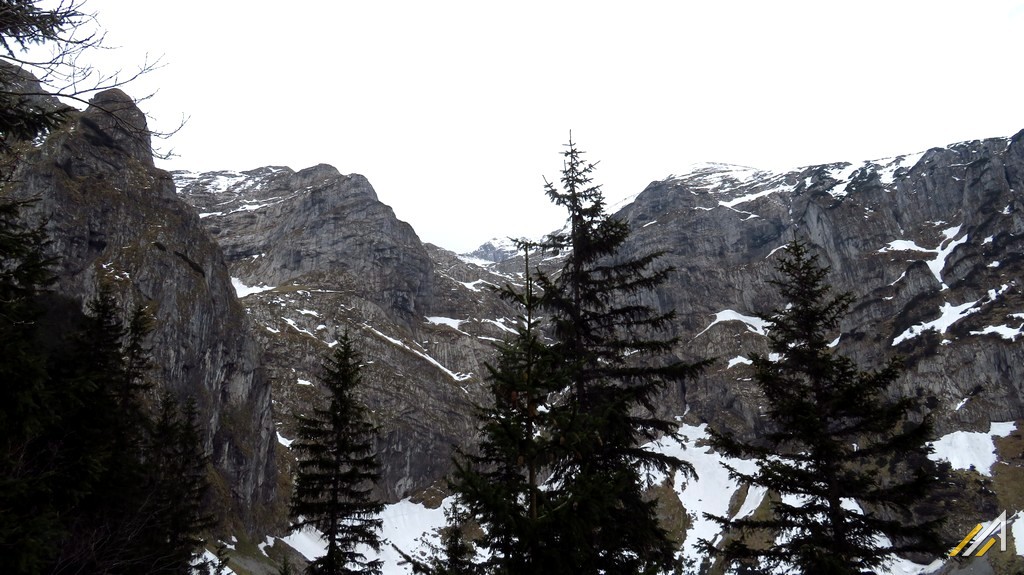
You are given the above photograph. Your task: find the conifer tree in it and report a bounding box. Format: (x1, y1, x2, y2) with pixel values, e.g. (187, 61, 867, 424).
(0, 196, 60, 575)
(447, 244, 567, 573)
(704, 240, 944, 574)
(291, 332, 385, 575)
(532, 138, 709, 574)
(140, 392, 216, 574)
(405, 504, 482, 575)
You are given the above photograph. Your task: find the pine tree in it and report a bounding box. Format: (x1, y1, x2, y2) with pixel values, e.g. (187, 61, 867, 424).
(704, 240, 944, 574)
(532, 138, 709, 574)
(140, 392, 216, 574)
(291, 332, 385, 575)
(447, 243, 567, 574)
(0, 195, 61, 575)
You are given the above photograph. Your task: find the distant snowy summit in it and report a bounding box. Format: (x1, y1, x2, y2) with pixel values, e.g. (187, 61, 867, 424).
(459, 236, 524, 265)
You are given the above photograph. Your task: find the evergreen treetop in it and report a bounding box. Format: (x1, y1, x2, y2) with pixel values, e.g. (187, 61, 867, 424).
(704, 239, 944, 575)
(291, 331, 384, 575)
(533, 138, 708, 574)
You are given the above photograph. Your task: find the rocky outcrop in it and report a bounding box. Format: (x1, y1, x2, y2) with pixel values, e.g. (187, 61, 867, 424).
(601, 136, 1024, 438)
(175, 167, 521, 500)
(460, 236, 520, 264)
(8, 90, 277, 533)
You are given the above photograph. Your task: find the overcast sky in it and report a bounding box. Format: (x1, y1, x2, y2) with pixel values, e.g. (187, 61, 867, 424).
(74, 1, 1024, 253)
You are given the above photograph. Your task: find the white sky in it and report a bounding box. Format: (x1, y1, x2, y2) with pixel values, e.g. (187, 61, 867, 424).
(70, 1, 1024, 253)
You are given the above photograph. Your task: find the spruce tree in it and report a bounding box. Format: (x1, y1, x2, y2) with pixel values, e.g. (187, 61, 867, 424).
(533, 138, 709, 574)
(704, 240, 944, 574)
(291, 332, 385, 575)
(140, 392, 216, 574)
(0, 196, 60, 575)
(447, 244, 567, 574)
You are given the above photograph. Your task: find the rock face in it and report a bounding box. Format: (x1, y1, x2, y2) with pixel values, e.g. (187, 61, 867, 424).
(8, 90, 277, 533)
(460, 236, 521, 264)
(600, 137, 1024, 438)
(175, 167, 521, 500)
(173, 131, 1024, 507)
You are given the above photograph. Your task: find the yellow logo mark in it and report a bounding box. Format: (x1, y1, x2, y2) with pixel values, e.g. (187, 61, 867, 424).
(950, 511, 1006, 557)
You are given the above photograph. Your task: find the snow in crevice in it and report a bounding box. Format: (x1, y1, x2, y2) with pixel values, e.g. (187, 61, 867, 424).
(276, 432, 294, 448)
(766, 244, 787, 259)
(878, 224, 968, 288)
(425, 316, 468, 333)
(891, 299, 979, 346)
(363, 324, 473, 382)
(726, 356, 753, 369)
(231, 277, 275, 298)
(283, 317, 321, 340)
(694, 310, 767, 339)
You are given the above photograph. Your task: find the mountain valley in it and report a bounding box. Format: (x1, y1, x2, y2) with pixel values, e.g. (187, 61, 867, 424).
(8, 88, 1024, 573)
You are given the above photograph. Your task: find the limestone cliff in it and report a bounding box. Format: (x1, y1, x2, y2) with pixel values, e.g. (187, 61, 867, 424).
(603, 135, 1024, 438)
(8, 90, 277, 533)
(175, 167, 520, 500)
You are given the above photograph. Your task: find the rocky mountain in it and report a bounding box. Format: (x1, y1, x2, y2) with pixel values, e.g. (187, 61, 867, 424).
(171, 130, 1024, 572)
(603, 143, 1024, 440)
(12, 80, 1021, 571)
(460, 236, 521, 264)
(6, 90, 278, 533)
(173, 166, 522, 502)
(182, 131, 1024, 568)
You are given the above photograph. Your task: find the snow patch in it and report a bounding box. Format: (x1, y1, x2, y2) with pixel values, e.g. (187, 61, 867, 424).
(279, 497, 453, 575)
(727, 356, 753, 369)
(276, 432, 294, 448)
(193, 549, 237, 574)
(231, 277, 275, 298)
(645, 423, 763, 558)
(695, 310, 767, 338)
(426, 316, 466, 330)
(459, 279, 498, 292)
(970, 323, 1024, 342)
(877, 225, 968, 287)
(927, 421, 1017, 476)
(892, 299, 979, 346)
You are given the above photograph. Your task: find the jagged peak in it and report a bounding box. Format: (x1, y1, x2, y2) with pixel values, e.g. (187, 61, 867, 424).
(173, 163, 377, 201)
(80, 88, 153, 167)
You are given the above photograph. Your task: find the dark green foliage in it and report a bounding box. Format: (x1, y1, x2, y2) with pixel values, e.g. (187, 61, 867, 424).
(43, 285, 214, 575)
(291, 332, 384, 575)
(0, 205, 214, 574)
(535, 138, 708, 574)
(448, 245, 567, 573)
(0, 195, 59, 575)
(138, 392, 217, 573)
(446, 139, 708, 575)
(704, 240, 945, 574)
(0, 0, 80, 152)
